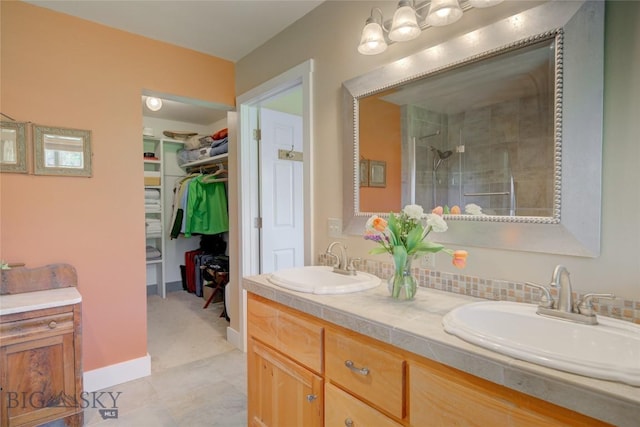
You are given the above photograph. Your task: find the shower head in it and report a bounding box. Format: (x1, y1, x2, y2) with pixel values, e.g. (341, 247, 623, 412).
(430, 146, 453, 172)
(430, 146, 453, 160)
(438, 149, 453, 160)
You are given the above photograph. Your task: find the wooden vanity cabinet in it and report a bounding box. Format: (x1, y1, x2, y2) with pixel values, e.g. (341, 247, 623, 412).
(247, 293, 611, 427)
(247, 295, 324, 427)
(0, 304, 83, 427)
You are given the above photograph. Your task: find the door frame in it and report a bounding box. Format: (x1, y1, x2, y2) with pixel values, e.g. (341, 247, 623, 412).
(233, 59, 314, 351)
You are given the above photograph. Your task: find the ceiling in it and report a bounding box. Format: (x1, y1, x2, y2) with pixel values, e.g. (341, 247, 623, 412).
(25, 0, 324, 126)
(25, 0, 324, 62)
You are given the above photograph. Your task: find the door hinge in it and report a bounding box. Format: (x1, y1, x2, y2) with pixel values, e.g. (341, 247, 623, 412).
(254, 217, 262, 229)
(253, 129, 261, 141)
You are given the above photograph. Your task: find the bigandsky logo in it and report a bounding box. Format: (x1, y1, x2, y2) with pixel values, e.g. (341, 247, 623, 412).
(4, 390, 122, 420)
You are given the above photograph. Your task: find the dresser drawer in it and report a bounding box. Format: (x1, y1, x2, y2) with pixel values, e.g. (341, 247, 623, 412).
(325, 383, 403, 427)
(325, 329, 405, 418)
(0, 311, 74, 344)
(248, 295, 323, 373)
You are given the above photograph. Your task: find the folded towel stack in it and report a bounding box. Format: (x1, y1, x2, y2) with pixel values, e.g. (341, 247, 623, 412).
(145, 189, 161, 212)
(146, 245, 162, 260)
(146, 218, 162, 236)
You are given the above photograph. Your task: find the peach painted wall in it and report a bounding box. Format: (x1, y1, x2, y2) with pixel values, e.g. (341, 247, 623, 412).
(0, 1, 234, 371)
(359, 95, 401, 213)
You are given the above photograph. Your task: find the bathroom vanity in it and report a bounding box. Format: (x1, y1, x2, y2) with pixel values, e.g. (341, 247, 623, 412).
(0, 265, 83, 427)
(244, 275, 640, 427)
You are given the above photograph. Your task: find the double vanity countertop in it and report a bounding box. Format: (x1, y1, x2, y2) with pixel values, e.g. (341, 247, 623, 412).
(244, 274, 640, 427)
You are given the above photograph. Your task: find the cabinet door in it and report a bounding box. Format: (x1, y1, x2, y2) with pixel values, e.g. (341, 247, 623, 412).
(0, 333, 78, 427)
(325, 383, 403, 427)
(248, 338, 323, 427)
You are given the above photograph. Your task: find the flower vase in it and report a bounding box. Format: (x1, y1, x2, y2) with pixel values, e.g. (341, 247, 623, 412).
(388, 255, 418, 300)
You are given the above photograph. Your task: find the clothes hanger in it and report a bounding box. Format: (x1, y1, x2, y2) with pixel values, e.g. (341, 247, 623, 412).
(201, 163, 228, 183)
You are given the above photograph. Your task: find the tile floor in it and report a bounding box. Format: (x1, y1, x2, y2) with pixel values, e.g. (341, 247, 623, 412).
(83, 291, 247, 426)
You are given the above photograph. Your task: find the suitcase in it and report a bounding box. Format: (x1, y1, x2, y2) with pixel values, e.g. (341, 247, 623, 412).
(184, 249, 204, 293)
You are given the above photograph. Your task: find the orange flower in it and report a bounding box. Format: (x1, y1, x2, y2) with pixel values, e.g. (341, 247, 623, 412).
(452, 250, 468, 269)
(372, 216, 388, 232)
(432, 206, 443, 216)
(450, 205, 461, 215)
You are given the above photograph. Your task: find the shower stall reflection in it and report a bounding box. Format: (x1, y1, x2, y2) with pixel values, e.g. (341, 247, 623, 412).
(404, 119, 529, 216)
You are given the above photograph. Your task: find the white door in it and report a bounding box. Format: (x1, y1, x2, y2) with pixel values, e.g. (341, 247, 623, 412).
(259, 108, 304, 273)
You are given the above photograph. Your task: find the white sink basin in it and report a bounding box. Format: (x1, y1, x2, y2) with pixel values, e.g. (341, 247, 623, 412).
(268, 266, 381, 295)
(443, 301, 640, 386)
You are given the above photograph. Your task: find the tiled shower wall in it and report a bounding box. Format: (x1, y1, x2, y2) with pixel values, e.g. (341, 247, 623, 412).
(401, 96, 554, 216)
(319, 254, 640, 325)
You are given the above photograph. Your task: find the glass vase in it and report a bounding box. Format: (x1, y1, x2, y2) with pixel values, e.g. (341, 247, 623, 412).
(387, 255, 418, 300)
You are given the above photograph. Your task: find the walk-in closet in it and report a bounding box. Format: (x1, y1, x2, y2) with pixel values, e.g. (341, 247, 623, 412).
(142, 95, 234, 369)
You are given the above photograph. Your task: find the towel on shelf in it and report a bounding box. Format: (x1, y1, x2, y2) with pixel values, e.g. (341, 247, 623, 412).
(145, 189, 160, 199)
(146, 245, 162, 260)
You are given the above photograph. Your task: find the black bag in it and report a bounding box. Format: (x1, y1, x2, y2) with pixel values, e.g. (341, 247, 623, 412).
(200, 234, 226, 255)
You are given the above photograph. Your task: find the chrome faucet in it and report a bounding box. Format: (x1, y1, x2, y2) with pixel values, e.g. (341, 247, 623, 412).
(525, 265, 615, 325)
(326, 242, 357, 276)
(551, 265, 573, 312)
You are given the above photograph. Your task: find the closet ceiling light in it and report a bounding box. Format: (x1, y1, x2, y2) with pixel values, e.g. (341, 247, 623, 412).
(357, 0, 504, 55)
(146, 97, 163, 112)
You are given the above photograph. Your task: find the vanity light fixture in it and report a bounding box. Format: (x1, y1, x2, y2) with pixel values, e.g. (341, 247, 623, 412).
(357, 0, 504, 55)
(145, 96, 163, 111)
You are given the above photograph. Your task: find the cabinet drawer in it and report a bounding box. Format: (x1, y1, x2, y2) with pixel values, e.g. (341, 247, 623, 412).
(325, 329, 405, 419)
(0, 312, 74, 344)
(248, 295, 323, 373)
(409, 361, 610, 427)
(325, 383, 403, 427)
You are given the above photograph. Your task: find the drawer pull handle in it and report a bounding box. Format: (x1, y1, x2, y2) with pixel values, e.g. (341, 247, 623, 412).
(345, 360, 369, 376)
(345, 418, 354, 427)
(306, 394, 317, 403)
(48, 321, 57, 329)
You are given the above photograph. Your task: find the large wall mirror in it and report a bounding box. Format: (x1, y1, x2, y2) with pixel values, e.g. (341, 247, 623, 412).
(0, 121, 27, 173)
(343, 1, 604, 257)
(34, 125, 92, 177)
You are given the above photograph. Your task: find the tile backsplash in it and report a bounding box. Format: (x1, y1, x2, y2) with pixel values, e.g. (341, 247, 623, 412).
(319, 255, 639, 325)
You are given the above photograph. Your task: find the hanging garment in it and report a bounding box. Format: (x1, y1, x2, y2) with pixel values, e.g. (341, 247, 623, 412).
(184, 176, 229, 237)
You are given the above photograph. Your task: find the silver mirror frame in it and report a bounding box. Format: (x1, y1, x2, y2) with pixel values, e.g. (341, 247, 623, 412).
(0, 121, 27, 174)
(34, 125, 92, 177)
(343, 0, 603, 257)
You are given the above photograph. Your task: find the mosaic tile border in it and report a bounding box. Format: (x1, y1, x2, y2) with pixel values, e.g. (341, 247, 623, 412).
(319, 255, 640, 325)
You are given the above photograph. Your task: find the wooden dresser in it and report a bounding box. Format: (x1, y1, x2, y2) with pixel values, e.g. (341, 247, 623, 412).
(0, 264, 83, 427)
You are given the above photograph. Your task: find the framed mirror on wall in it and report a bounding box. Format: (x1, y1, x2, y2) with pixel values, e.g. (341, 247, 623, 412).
(342, 1, 604, 257)
(34, 125, 92, 177)
(0, 121, 27, 174)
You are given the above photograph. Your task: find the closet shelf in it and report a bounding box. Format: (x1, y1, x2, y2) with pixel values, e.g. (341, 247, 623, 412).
(146, 259, 162, 265)
(181, 153, 228, 170)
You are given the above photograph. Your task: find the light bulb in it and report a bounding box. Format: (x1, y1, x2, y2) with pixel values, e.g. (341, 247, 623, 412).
(426, 0, 463, 27)
(146, 97, 163, 111)
(358, 19, 387, 55)
(389, 1, 421, 42)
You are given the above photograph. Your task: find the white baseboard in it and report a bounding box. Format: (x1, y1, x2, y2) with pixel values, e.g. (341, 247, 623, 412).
(226, 326, 244, 352)
(83, 354, 151, 392)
